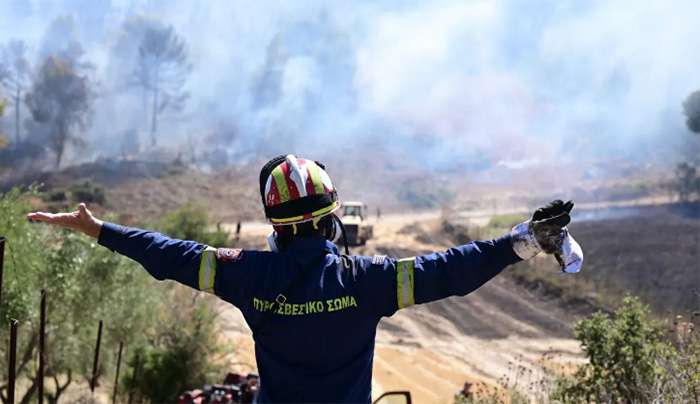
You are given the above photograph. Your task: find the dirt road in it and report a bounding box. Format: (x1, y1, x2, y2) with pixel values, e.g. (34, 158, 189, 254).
(217, 212, 585, 403)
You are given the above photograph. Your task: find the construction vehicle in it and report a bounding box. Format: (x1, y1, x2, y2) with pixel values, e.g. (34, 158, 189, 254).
(340, 201, 373, 246)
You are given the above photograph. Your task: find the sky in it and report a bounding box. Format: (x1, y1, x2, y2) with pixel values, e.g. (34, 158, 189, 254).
(1, 0, 699, 170)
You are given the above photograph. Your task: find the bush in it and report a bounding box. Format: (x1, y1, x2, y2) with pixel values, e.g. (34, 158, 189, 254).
(487, 213, 527, 229)
(552, 296, 674, 403)
(45, 189, 67, 202)
(123, 290, 226, 403)
(0, 188, 234, 403)
(70, 181, 106, 204)
(158, 203, 229, 247)
(659, 313, 700, 402)
(675, 162, 700, 202)
(0, 187, 159, 402)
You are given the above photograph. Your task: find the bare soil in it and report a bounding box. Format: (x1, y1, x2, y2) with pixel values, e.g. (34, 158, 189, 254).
(560, 203, 700, 314)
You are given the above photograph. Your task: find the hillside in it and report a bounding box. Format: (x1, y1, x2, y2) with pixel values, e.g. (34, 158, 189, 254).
(505, 203, 700, 316)
(1, 159, 263, 224)
(5, 159, 695, 401)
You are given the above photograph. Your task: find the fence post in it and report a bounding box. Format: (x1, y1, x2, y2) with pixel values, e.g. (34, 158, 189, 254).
(8, 319, 18, 404)
(112, 342, 124, 404)
(38, 290, 46, 404)
(126, 353, 140, 404)
(90, 320, 103, 393)
(0, 237, 5, 305)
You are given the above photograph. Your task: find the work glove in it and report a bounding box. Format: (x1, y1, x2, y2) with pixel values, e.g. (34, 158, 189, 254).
(511, 200, 583, 273)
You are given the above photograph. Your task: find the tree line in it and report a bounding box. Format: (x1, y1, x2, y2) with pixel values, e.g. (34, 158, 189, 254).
(0, 16, 191, 168)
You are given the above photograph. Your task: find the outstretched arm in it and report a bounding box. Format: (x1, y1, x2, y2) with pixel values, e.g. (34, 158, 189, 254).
(411, 200, 578, 306)
(27, 204, 212, 292)
(354, 200, 579, 316)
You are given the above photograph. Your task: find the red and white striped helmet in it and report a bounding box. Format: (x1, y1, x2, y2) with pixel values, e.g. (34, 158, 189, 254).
(259, 154, 340, 225)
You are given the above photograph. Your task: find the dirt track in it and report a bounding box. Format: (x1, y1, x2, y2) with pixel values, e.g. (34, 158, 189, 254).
(217, 212, 585, 403)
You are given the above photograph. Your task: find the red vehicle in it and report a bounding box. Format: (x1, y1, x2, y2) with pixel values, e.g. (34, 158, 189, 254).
(178, 373, 259, 404)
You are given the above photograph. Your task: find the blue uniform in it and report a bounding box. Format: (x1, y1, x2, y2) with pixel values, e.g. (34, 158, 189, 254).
(98, 222, 521, 403)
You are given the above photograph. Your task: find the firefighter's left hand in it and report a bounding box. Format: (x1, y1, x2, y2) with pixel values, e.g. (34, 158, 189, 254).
(530, 200, 574, 254)
(27, 203, 104, 239)
(511, 199, 574, 260)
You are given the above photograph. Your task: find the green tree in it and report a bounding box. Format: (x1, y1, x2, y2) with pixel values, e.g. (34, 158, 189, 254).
(683, 91, 700, 135)
(676, 91, 700, 198)
(0, 189, 158, 403)
(25, 55, 94, 168)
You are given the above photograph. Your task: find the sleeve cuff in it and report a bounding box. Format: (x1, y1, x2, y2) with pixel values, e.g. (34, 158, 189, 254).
(509, 221, 542, 260)
(97, 222, 127, 252)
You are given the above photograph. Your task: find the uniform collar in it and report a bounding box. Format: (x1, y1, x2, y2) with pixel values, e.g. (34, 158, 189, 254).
(286, 237, 339, 255)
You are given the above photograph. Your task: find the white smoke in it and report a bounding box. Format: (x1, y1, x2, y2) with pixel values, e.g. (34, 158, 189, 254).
(1, 0, 698, 169)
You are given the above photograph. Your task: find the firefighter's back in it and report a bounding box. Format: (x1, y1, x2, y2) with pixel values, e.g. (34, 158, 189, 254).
(223, 237, 390, 403)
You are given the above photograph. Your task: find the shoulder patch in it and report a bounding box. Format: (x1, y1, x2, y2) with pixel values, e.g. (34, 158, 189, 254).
(371, 255, 387, 265)
(216, 248, 243, 263)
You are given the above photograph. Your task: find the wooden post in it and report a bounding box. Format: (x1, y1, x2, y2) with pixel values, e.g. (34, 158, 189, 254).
(90, 320, 103, 393)
(8, 319, 18, 404)
(112, 342, 124, 404)
(38, 290, 46, 404)
(0, 237, 6, 305)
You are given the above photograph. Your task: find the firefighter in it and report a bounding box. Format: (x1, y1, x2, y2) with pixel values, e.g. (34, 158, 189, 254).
(27, 154, 577, 403)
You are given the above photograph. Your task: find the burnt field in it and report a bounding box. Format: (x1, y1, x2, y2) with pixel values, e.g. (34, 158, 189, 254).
(514, 203, 700, 315)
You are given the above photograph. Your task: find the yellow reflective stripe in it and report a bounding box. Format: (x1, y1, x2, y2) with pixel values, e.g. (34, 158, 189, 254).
(270, 214, 305, 224)
(198, 248, 217, 294)
(396, 257, 415, 309)
(269, 201, 339, 224)
(312, 201, 338, 217)
(307, 162, 326, 195)
(272, 165, 290, 203)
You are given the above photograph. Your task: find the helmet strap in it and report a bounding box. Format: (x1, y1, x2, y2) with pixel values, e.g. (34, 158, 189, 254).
(331, 214, 350, 255)
(267, 231, 279, 252)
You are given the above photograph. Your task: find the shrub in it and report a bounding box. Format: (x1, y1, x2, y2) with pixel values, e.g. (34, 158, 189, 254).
(659, 313, 700, 402)
(122, 290, 226, 403)
(551, 296, 673, 403)
(675, 163, 700, 202)
(45, 189, 67, 202)
(0, 187, 158, 402)
(70, 181, 106, 204)
(157, 203, 229, 247)
(487, 213, 527, 229)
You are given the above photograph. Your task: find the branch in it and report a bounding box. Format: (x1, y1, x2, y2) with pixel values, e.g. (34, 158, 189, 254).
(49, 369, 72, 404)
(18, 374, 38, 404)
(15, 330, 38, 378)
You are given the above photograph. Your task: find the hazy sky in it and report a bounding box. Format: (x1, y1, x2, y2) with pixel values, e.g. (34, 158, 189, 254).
(1, 0, 699, 169)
